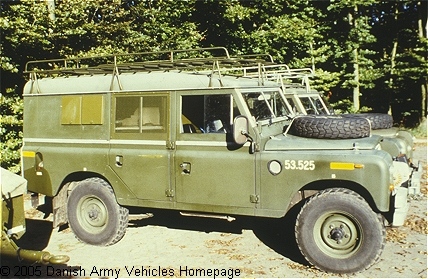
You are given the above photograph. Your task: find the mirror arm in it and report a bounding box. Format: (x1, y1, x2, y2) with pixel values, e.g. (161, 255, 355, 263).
(241, 130, 255, 154)
(242, 131, 253, 143)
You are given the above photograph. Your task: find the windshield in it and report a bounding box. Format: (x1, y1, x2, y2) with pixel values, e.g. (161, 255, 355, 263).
(300, 95, 329, 114)
(241, 90, 291, 121)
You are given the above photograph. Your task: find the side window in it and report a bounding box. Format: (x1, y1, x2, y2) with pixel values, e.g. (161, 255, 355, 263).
(286, 96, 300, 114)
(181, 94, 238, 134)
(115, 95, 167, 133)
(301, 97, 321, 114)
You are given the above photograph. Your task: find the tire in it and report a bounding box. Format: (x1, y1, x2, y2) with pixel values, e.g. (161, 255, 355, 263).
(295, 188, 385, 274)
(342, 113, 393, 130)
(291, 116, 370, 139)
(67, 177, 129, 246)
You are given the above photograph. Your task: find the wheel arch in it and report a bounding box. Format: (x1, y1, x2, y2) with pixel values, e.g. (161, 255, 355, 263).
(287, 179, 382, 214)
(59, 171, 111, 193)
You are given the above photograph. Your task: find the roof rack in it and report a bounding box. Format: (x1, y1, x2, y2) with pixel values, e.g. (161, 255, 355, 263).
(24, 47, 314, 91)
(25, 47, 224, 73)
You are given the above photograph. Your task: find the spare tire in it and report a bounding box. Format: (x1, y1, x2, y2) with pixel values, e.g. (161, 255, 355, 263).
(342, 113, 393, 130)
(291, 116, 371, 139)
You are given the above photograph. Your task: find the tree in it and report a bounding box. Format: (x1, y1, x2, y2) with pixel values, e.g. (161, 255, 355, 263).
(0, 0, 202, 172)
(326, 0, 378, 111)
(369, 1, 427, 125)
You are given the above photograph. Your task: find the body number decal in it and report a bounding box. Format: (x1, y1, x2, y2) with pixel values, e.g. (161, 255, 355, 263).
(284, 160, 315, 170)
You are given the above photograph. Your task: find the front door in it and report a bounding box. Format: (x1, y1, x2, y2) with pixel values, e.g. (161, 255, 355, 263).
(175, 91, 256, 209)
(109, 93, 172, 201)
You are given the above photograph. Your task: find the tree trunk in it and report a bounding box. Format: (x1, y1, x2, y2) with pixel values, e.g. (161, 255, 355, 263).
(45, 0, 56, 21)
(388, 4, 399, 115)
(353, 48, 360, 111)
(417, 1, 427, 117)
(349, 6, 360, 111)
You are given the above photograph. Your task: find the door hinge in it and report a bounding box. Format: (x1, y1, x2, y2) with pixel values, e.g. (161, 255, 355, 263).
(166, 141, 175, 150)
(250, 194, 260, 203)
(165, 189, 174, 197)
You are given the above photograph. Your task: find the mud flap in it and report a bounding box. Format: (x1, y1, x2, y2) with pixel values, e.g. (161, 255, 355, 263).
(52, 182, 77, 228)
(392, 187, 409, 226)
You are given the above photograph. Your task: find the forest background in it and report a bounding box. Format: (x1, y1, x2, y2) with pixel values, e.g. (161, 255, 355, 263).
(1, 0, 427, 172)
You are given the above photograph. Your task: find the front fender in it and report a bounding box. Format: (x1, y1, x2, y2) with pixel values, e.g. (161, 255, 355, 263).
(258, 149, 393, 217)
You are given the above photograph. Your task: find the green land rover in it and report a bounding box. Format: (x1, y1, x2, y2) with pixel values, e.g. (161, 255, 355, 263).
(22, 47, 415, 274)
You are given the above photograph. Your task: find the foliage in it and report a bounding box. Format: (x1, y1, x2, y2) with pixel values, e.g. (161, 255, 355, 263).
(1, 0, 426, 172)
(410, 118, 427, 138)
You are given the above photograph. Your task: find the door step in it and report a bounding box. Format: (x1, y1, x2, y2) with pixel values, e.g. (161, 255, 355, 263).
(179, 212, 236, 222)
(128, 213, 154, 221)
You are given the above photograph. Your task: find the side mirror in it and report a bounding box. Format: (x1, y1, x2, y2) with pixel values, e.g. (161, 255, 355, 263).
(233, 116, 250, 145)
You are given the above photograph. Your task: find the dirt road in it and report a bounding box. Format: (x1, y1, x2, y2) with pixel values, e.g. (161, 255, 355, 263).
(9, 141, 428, 278)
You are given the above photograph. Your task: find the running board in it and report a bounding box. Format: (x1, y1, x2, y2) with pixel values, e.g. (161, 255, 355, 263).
(179, 212, 236, 222)
(128, 213, 154, 221)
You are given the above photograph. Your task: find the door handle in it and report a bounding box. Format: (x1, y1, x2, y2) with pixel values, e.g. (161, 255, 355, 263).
(115, 155, 123, 167)
(180, 162, 191, 174)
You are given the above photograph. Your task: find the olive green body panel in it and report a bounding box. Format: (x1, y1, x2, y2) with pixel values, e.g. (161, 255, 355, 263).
(22, 140, 137, 201)
(109, 141, 171, 201)
(257, 149, 392, 216)
(175, 140, 255, 208)
(22, 93, 137, 201)
(376, 128, 414, 159)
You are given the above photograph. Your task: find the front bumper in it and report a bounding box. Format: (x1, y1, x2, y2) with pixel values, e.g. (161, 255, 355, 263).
(408, 160, 423, 195)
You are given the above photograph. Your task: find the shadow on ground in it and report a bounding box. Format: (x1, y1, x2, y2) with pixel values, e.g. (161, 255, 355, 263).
(1, 197, 80, 278)
(128, 200, 308, 265)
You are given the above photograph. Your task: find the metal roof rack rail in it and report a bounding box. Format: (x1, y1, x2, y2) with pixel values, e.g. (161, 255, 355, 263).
(24, 46, 315, 91)
(24, 47, 231, 75)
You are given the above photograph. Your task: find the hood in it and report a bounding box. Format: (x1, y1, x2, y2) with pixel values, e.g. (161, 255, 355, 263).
(264, 134, 382, 151)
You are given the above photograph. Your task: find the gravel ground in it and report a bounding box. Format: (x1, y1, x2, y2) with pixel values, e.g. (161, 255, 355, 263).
(6, 140, 427, 278)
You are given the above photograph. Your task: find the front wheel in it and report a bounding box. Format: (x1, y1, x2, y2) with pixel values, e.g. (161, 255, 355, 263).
(295, 188, 385, 274)
(67, 178, 129, 246)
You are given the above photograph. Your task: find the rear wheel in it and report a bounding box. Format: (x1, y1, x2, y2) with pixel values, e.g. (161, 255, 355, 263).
(67, 177, 128, 246)
(295, 188, 385, 273)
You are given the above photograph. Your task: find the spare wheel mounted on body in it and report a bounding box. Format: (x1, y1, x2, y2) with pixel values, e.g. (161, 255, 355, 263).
(290, 115, 371, 139)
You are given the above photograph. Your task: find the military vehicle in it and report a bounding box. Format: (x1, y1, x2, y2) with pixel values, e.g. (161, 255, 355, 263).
(243, 63, 422, 195)
(1, 167, 69, 265)
(22, 47, 414, 273)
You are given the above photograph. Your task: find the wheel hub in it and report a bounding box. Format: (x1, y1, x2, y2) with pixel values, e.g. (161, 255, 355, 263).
(88, 209, 99, 220)
(78, 196, 108, 232)
(315, 213, 361, 258)
(330, 227, 345, 242)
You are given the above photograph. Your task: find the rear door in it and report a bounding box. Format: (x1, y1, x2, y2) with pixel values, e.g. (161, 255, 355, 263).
(109, 93, 172, 201)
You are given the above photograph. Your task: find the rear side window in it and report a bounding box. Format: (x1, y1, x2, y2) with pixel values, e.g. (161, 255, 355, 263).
(115, 95, 167, 133)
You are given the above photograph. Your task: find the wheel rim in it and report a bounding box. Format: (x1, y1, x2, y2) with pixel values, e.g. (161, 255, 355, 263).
(313, 211, 362, 259)
(76, 195, 108, 234)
